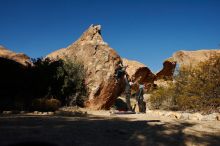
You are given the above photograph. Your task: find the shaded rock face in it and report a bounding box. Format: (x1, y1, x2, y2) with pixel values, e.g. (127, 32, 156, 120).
(0, 58, 27, 97)
(0, 46, 30, 94)
(0, 47, 31, 110)
(173, 50, 220, 68)
(122, 58, 155, 84)
(122, 58, 155, 92)
(156, 59, 176, 80)
(47, 25, 125, 110)
(0, 45, 30, 66)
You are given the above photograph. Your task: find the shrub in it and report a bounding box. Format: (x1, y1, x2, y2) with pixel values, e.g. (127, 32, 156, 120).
(54, 57, 88, 106)
(149, 83, 176, 110)
(31, 98, 61, 111)
(0, 56, 88, 111)
(30, 57, 88, 107)
(150, 55, 220, 113)
(28, 58, 63, 99)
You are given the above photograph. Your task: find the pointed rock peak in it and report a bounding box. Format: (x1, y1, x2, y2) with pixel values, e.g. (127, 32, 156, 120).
(73, 24, 107, 46)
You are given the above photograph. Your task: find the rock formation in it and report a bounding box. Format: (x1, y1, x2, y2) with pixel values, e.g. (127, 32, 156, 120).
(155, 58, 176, 80)
(173, 49, 220, 68)
(47, 25, 125, 110)
(0, 46, 31, 109)
(122, 58, 155, 84)
(0, 45, 30, 66)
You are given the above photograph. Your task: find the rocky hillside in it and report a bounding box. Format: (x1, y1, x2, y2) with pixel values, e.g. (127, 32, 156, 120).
(0, 45, 30, 66)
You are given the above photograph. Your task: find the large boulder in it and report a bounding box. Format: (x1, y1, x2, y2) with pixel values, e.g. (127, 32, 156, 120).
(122, 58, 155, 84)
(47, 25, 125, 110)
(173, 49, 220, 68)
(122, 58, 155, 92)
(155, 58, 176, 80)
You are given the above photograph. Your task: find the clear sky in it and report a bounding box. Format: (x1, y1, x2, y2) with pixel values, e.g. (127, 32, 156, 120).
(0, 0, 220, 72)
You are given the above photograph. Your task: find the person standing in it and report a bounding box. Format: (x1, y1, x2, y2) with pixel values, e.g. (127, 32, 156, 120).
(124, 74, 133, 111)
(136, 83, 145, 113)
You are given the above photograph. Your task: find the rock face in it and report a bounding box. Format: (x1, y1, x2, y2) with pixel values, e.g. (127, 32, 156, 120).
(0, 45, 30, 66)
(173, 50, 220, 68)
(122, 58, 155, 84)
(47, 25, 125, 110)
(122, 58, 155, 93)
(155, 58, 176, 80)
(0, 46, 31, 109)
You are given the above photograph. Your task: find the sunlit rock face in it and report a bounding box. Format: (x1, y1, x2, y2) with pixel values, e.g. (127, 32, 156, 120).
(173, 49, 220, 68)
(0, 45, 30, 66)
(122, 58, 155, 84)
(47, 25, 125, 110)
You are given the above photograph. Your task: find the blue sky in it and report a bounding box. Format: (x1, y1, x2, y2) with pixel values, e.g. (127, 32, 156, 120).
(0, 0, 220, 72)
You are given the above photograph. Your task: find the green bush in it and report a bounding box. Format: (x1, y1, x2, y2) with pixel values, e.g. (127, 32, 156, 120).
(55, 57, 88, 106)
(150, 55, 220, 113)
(0, 56, 87, 111)
(30, 57, 88, 107)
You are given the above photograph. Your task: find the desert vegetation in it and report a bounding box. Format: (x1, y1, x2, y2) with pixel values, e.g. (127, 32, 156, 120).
(0, 57, 87, 111)
(150, 55, 220, 113)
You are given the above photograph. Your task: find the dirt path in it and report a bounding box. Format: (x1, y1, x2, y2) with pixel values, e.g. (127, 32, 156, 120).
(0, 110, 219, 146)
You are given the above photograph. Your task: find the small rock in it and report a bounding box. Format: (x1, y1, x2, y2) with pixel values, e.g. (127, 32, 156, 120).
(47, 112, 54, 115)
(33, 111, 39, 114)
(20, 111, 26, 114)
(41, 112, 48, 115)
(3, 111, 12, 114)
(168, 112, 182, 119)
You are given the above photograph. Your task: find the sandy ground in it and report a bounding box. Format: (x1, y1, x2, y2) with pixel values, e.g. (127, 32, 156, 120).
(0, 109, 219, 146)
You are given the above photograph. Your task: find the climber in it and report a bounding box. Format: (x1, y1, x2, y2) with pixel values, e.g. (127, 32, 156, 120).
(124, 74, 133, 111)
(114, 62, 128, 82)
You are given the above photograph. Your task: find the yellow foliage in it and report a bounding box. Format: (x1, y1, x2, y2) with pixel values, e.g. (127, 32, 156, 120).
(150, 55, 220, 112)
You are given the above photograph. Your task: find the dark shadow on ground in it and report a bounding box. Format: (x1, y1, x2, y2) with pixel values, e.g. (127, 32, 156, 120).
(0, 115, 219, 146)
